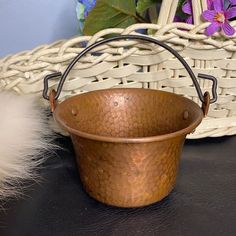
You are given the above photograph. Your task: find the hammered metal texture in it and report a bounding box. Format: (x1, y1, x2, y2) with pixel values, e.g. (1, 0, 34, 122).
(56, 89, 202, 138)
(54, 88, 203, 207)
(71, 135, 185, 207)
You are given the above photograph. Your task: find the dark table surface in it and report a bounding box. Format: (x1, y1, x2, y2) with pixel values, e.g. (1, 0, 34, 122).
(0, 135, 236, 236)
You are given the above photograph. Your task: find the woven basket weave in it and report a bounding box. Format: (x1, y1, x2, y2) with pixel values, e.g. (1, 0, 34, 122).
(0, 0, 236, 138)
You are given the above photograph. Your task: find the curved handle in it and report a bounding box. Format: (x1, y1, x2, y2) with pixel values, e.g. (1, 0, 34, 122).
(43, 35, 217, 110)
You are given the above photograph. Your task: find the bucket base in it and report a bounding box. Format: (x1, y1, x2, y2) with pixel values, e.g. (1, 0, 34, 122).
(72, 135, 185, 208)
(83, 183, 175, 208)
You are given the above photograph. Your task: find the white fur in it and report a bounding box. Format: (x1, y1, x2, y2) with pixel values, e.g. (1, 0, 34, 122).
(0, 91, 55, 200)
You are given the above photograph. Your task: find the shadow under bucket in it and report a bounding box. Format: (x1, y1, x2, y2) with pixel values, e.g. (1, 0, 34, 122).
(43, 35, 217, 207)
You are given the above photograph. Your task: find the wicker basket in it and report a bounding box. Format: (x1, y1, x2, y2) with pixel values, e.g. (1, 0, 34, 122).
(0, 0, 236, 138)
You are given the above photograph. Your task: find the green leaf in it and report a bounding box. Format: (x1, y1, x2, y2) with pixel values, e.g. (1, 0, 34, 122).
(178, 0, 186, 8)
(83, 0, 138, 35)
(136, 0, 160, 15)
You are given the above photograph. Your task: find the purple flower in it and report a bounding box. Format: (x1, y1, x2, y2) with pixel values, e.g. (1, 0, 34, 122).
(229, 0, 236, 4)
(78, 0, 96, 17)
(207, 0, 224, 10)
(182, 0, 194, 24)
(207, 0, 231, 10)
(207, 0, 236, 9)
(76, 0, 96, 35)
(174, 15, 184, 23)
(207, 0, 214, 9)
(224, 0, 236, 9)
(202, 0, 236, 36)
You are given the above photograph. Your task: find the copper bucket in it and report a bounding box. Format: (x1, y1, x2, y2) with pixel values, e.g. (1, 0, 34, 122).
(43, 35, 217, 207)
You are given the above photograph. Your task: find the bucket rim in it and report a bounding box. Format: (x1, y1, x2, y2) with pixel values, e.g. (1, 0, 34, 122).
(54, 88, 204, 143)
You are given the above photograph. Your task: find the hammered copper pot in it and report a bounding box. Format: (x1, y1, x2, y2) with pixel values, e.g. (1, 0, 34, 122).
(43, 35, 217, 208)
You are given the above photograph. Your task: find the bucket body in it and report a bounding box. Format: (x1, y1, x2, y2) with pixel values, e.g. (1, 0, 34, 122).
(54, 88, 203, 207)
(71, 134, 185, 207)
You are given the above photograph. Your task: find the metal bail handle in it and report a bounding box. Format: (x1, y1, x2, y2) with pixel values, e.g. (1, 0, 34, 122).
(43, 35, 217, 106)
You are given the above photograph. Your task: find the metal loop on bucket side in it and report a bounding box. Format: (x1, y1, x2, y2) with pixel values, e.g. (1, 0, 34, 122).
(43, 35, 218, 104)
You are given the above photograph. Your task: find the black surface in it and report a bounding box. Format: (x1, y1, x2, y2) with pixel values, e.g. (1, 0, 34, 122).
(0, 136, 236, 236)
